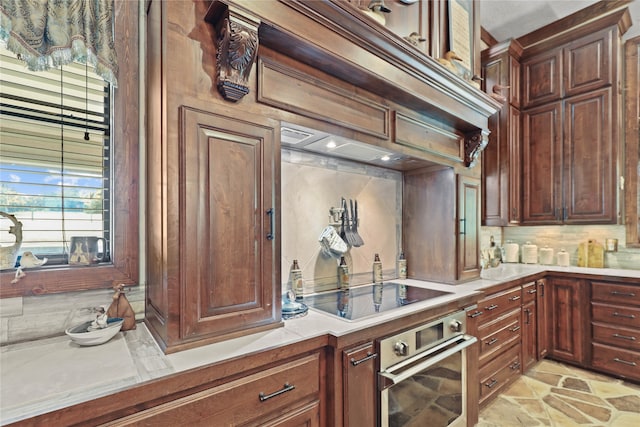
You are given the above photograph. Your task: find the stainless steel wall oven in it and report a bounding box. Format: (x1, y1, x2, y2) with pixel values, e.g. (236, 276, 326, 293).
(378, 309, 477, 427)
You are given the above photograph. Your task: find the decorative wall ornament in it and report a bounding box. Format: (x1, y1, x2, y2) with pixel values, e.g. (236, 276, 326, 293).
(0, 211, 22, 270)
(215, 8, 260, 102)
(464, 130, 488, 168)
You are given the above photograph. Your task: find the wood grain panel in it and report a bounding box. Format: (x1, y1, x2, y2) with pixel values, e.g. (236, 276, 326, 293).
(564, 29, 612, 97)
(549, 277, 587, 365)
(563, 88, 614, 223)
(522, 50, 563, 108)
(522, 102, 562, 224)
(258, 57, 389, 139)
(394, 111, 462, 162)
(342, 342, 376, 427)
(179, 106, 280, 343)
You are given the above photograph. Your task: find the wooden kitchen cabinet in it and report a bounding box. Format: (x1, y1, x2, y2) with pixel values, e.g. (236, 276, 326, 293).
(521, 282, 538, 372)
(536, 279, 550, 360)
(102, 353, 322, 426)
(481, 39, 523, 226)
(144, 1, 281, 353)
(590, 281, 640, 381)
(403, 167, 481, 283)
(468, 285, 522, 407)
(342, 342, 377, 427)
(458, 175, 481, 281)
(521, 23, 621, 225)
(548, 277, 588, 365)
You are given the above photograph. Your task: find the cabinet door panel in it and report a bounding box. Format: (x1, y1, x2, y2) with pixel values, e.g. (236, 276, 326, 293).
(522, 102, 563, 224)
(523, 50, 563, 108)
(564, 29, 612, 97)
(536, 279, 550, 359)
(563, 88, 615, 223)
(458, 175, 480, 281)
(549, 278, 586, 365)
(343, 343, 376, 427)
(181, 107, 279, 340)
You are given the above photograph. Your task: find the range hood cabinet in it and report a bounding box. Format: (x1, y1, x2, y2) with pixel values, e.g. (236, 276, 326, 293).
(207, 0, 501, 168)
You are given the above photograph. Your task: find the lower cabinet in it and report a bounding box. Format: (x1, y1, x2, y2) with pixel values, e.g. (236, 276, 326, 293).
(102, 353, 322, 426)
(590, 280, 640, 381)
(521, 282, 538, 372)
(468, 285, 523, 407)
(536, 279, 550, 359)
(548, 276, 588, 366)
(342, 342, 377, 427)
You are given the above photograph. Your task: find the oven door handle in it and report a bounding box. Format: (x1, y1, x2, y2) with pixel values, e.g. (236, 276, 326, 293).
(378, 334, 477, 390)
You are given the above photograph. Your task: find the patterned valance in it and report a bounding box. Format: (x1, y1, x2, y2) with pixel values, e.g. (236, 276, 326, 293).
(0, 0, 118, 87)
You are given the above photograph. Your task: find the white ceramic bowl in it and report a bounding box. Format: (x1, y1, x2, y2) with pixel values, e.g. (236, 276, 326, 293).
(65, 318, 124, 346)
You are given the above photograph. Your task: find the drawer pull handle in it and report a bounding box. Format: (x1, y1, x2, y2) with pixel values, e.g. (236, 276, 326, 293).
(351, 352, 377, 366)
(259, 383, 295, 402)
(468, 311, 483, 318)
(613, 312, 636, 319)
(486, 304, 499, 311)
(610, 291, 636, 297)
(485, 338, 499, 346)
(527, 289, 537, 294)
(510, 325, 521, 332)
(510, 362, 521, 370)
(614, 357, 637, 367)
(509, 295, 521, 301)
(485, 379, 498, 388)
(613, 333, 637, 341)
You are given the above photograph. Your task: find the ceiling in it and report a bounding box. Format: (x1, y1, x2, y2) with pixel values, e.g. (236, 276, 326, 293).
(480, 0, 640, 43)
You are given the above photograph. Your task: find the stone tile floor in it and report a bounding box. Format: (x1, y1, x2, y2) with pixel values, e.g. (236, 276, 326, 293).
(478, 360, 640, 426)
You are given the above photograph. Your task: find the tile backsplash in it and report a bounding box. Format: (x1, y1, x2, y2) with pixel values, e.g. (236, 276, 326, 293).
(281, 149, 402, 295)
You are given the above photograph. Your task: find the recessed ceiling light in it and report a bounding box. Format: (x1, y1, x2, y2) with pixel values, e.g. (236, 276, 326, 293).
(381, 155, 390, 161)
(326, 140, 337, 149)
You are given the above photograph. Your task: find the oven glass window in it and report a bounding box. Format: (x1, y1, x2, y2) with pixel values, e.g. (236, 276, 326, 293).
(416, 324, 444, 350)
(387, 351, 462, 426)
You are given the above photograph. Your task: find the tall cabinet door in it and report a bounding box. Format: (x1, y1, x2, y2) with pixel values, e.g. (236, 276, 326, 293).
(563, 88, 615, 224)
(180, 107, 280, 343)
(457, 175, 480, 281)
(522, 102, 563, 224)
(549, 277, 587, 365)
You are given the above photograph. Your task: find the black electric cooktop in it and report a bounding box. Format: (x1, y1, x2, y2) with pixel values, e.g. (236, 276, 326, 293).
(303, 282, 452, 321)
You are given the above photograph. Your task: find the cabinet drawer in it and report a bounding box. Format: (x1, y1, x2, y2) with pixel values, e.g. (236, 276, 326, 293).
(592, 282, 640, 307)
(592, 302, 640, 329)
(592, 342, 640, 381)
(478, 344, 521, 405)
(104, 353, 321, 426)
(522, 282, 537, 303)
(592, 323, 640, 351)
(478, 309, 521, 363)
(476, 287, 522, 324)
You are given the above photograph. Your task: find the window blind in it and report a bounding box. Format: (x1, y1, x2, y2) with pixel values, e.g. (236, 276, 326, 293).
(0, 47, 111, 265)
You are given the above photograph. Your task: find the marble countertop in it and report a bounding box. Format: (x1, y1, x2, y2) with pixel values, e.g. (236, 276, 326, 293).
(2, 264, 639, 425)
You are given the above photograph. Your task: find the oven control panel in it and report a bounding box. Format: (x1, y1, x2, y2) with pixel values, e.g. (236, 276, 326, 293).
(378, 309, 468, 370)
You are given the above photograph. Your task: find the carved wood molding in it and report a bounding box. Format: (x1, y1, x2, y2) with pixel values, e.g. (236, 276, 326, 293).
(463, 130, 488, 168)
(213, 6, 260, 102)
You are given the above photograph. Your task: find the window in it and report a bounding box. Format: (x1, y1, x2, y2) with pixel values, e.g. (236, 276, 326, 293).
(0, 0, 139, 297)
(0, 46, 112, 265)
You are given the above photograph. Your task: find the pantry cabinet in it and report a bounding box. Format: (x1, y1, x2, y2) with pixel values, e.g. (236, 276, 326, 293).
(481, 39, 523, 226)
(521, 25, 621, 225)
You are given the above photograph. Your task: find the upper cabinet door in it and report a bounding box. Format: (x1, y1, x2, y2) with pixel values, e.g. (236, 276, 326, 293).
(522, 49, 563, 109)
(522, 102, 563, 224)
(458, 175, 481, 281)
(180, 107, 280, 343)
(563, 88, 615, 224)
(564, 29, 613, 98)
